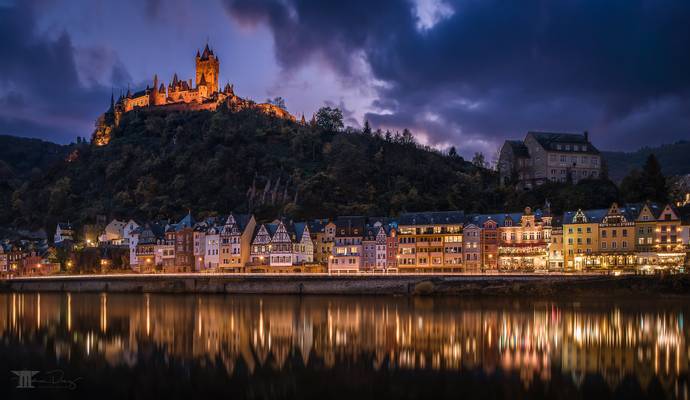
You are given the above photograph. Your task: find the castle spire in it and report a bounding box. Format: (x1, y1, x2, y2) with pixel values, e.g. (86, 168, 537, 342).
(110, 89, 114, 111)
(153, 74, 159, 92)
(201, 43, 212, 59)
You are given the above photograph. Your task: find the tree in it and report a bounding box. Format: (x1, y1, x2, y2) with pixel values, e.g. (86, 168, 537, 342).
(620, 154, 668, 203)
(401, 128, 415, 145)
(448, 146, 458, 158)
(266, 96, 286, 109)
(362, 120, 372, 135)
(472, 152, 486, 169)
(642, 153, 667, 201)
(315, 107, 344, 132)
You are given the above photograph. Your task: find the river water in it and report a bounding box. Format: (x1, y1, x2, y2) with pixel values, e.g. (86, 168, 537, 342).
(0, 293, 688, 399)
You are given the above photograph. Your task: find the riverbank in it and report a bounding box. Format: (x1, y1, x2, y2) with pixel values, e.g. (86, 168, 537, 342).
(1, 274, 689, 296)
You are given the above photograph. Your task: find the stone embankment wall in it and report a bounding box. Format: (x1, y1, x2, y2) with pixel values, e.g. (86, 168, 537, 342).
(1, 274, 688, 297)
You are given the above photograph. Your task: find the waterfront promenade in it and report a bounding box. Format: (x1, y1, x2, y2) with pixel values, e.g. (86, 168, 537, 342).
(1, 273, 688, 297)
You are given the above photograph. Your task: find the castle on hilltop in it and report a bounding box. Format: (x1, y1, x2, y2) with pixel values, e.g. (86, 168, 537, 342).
(92, 44, 295, 146)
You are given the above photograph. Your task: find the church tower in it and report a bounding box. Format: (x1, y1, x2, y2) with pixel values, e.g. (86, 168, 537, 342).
(195, 44, 219, 94)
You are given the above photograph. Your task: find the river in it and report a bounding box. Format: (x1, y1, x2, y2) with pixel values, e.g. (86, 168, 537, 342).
(0, 293, 688, 399)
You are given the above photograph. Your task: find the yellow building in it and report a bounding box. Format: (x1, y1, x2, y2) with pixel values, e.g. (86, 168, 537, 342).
(310, 220, 336, 265)
(397, 212, 465, 273)
(634, 202, 660, 269)
(591, 203, 636, 271)
(563, 209, 606, 271)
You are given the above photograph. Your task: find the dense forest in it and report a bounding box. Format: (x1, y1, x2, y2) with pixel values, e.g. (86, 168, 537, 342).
(602, 141, 690, 181)
(0, 106, 677, 235)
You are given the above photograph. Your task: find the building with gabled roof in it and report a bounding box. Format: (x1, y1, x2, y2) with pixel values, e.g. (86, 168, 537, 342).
(219, 213, 256, 272)
(249, 223, 275, 270)
(291, 222, 314, 265)
(54, 222, 74, 245)
(269, 220, 294, 268)
(499, 131, 601, 189)
(172, 212, 196, 272)
(135, 222, 165, 272)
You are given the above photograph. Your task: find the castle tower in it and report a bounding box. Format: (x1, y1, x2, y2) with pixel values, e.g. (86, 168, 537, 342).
(195, 44, 219, 94)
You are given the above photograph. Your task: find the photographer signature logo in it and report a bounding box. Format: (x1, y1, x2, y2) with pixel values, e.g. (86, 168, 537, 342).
(11, 370, 81, 390)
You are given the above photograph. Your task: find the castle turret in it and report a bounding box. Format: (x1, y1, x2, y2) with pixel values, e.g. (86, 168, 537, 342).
(196, 44, 219, 94)
(223, 82, 234, 96)
(150, 74, 166, 106)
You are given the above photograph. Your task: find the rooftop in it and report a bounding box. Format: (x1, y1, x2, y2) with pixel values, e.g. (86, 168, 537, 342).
(527, 131, 600, 154)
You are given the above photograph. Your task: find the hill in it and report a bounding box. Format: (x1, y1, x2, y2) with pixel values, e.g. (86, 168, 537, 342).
(602, 141, 690, 181)
(5, 107, 502, 230)
(2, 107, 629, 232)
(0, 135, 70, 181)
(0, 135, 72, 226)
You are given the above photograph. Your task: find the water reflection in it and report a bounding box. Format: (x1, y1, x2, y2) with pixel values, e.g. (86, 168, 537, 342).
(1, 293, 688, 399)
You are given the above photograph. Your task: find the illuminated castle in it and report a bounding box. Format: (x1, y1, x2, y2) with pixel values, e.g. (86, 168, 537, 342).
(92, 44, 294, 146)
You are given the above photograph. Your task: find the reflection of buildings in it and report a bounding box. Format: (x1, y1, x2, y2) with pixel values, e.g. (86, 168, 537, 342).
(0, 294, 688, 395)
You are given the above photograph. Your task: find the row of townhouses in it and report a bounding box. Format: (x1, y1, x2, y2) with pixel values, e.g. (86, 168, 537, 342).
(2, 201, 689, 277)
(0, 239, 60, 277)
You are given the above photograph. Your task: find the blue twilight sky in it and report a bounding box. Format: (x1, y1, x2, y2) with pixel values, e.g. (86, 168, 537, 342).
(1, 0, 689, 158)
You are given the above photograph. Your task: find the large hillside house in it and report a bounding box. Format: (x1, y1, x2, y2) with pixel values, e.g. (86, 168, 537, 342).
(499, 131, 601, 189)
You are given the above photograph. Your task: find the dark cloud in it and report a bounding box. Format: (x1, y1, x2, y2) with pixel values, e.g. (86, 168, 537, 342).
(0, 2, 126, 142)
(144, 0, 161, 19)
(224, 0, 690, 155)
